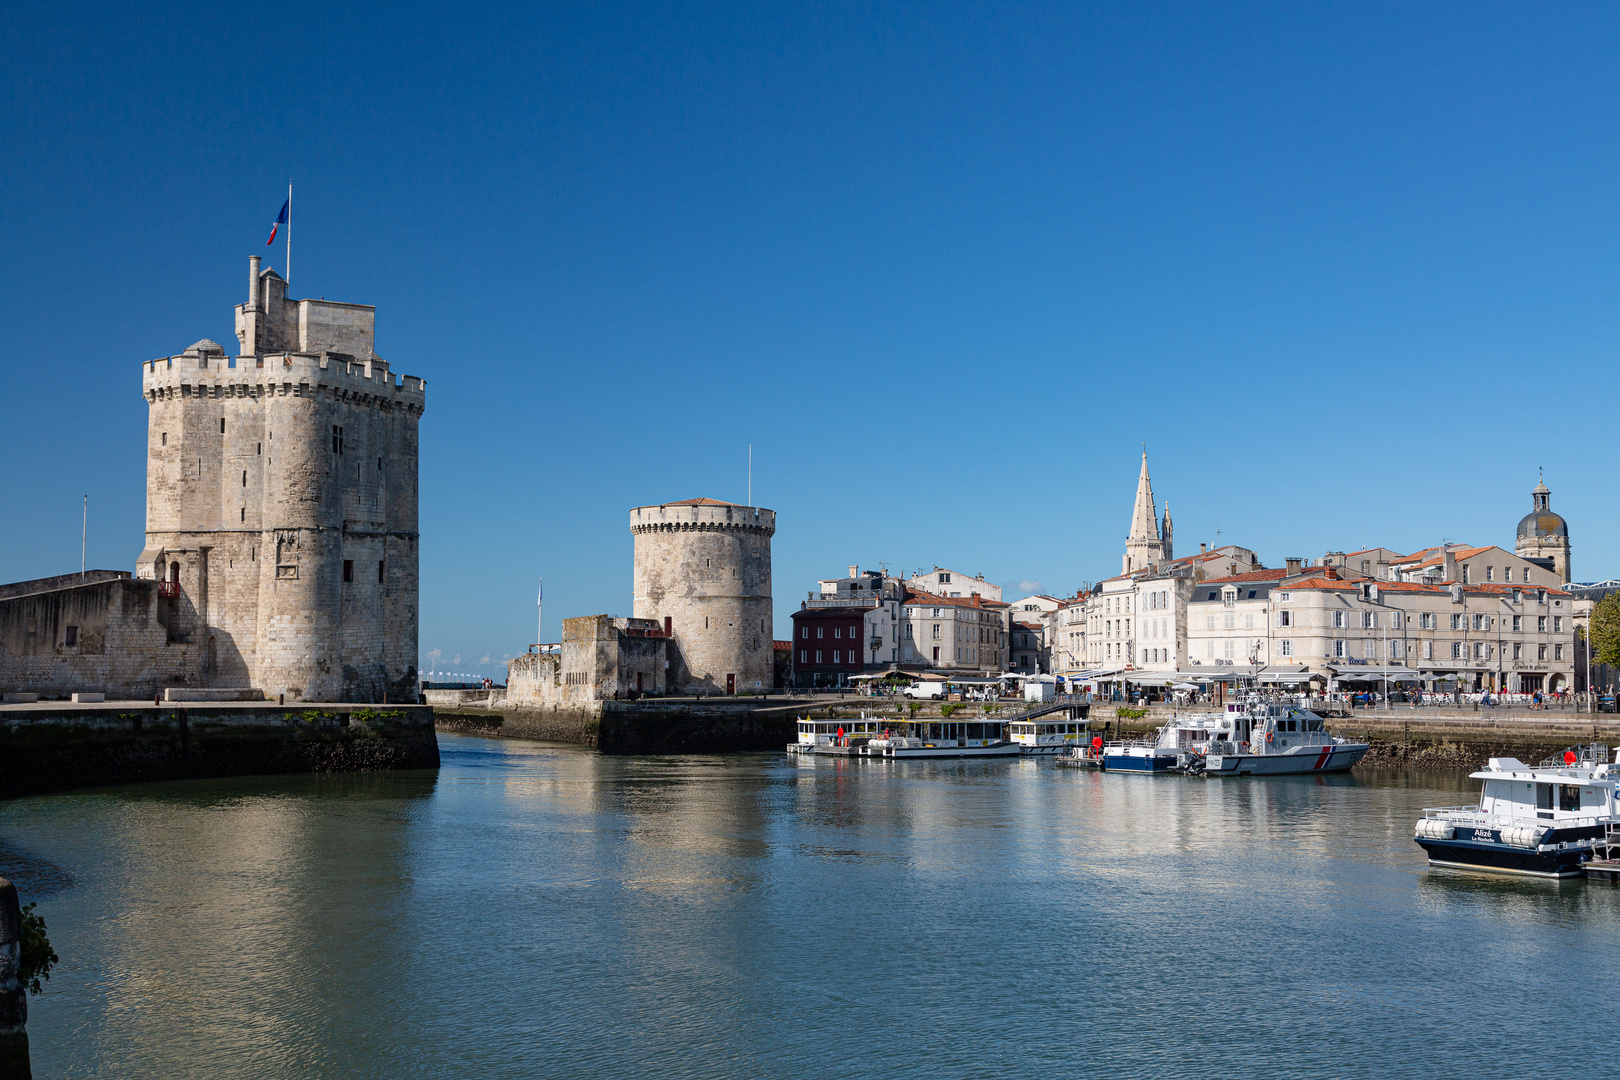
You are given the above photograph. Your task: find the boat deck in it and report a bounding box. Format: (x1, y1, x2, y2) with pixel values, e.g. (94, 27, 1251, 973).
(1584, 860, 1620, 882)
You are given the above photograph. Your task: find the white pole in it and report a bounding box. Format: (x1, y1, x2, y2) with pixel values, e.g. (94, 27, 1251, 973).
(748, 443, 752, 506)
(81, 495, 87, 576)
(537, 579, 544, 647)
(286, 181, 292, 288)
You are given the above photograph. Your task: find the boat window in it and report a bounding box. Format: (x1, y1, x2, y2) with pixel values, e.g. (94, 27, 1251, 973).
(1560, 786, 1582, 812)
(1536, 784, 1554, 811)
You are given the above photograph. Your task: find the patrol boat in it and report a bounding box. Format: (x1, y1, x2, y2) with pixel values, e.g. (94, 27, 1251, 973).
(1413, 746, 1620, 878)
(1185, 698, 1368, 776)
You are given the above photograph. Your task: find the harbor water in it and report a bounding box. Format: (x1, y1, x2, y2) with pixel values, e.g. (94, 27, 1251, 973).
(6, 732, 1620, 1079)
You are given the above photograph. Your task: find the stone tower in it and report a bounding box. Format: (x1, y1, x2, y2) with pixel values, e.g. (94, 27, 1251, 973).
(1123, 451, 1165, 574)
(1516, 474, 1571, 583)
(138, 256, 426, 701)
(630, 498, 774, 694)
(1161, 502, 1173, 562)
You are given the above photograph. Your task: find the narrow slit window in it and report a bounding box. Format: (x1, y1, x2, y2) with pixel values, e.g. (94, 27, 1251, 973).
(378, 560, 386, 583)
(343, 559, 354, 583)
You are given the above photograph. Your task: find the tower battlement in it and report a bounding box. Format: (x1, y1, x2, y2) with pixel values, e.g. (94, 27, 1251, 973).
(630, 500, 776, 536)
(143, 348, 426, 411)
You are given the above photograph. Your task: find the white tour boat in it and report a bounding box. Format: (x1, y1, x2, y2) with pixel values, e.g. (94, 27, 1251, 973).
(1414, 745, 1620, 878)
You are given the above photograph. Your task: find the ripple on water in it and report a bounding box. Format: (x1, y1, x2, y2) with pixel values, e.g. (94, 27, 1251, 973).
(6, 735, 1619, 1080)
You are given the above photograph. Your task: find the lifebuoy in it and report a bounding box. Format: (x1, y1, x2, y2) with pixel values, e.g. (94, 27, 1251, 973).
(1266, 732, 1274, 744)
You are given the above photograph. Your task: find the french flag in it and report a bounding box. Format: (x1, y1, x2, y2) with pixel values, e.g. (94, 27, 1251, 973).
(266, 199, 288, 245)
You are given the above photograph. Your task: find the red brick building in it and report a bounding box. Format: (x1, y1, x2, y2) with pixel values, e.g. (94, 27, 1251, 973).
(789, 606, 870, 687)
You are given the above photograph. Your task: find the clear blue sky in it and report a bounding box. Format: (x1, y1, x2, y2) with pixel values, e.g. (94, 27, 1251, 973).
(4, 2, 1617, 679)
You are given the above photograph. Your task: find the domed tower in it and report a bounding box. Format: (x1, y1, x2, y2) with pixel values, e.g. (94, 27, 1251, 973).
(1516, 474, 1571, 583)
(630, 499, 775, 695)
(139, 255, 425, 701)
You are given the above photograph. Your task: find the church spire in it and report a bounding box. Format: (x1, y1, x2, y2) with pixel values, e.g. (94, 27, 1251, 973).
(1123, 450, 1165, 574)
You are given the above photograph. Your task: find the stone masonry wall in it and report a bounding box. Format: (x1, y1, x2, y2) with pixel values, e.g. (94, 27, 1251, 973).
(0, 577, 199, 698)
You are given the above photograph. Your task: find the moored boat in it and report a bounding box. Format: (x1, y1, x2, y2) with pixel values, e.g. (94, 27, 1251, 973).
(1192, 698, 1369, 776)
(1100, 740, 1180, 772)
(1413, 745, 1620, 878)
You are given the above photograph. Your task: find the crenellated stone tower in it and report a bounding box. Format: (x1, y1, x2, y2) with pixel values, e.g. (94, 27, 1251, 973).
(630, 499, 774, 695)
(138, 256, 425, 701)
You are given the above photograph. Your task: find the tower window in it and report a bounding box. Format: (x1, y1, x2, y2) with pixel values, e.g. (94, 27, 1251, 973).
(258, 443, 262, 455)
(220, 418, 225, 433)
(343, 560, 354, 583)
(161, 432, 167, 446)
(378, 560, 386, 583)
(240, 507, 245, 521)
(242, 471, 247, 487)
(332, 426, 345, 454)
(378, 457, 383, 471)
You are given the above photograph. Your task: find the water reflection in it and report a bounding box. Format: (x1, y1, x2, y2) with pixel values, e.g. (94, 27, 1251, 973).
(7, 737, 1619, 1079)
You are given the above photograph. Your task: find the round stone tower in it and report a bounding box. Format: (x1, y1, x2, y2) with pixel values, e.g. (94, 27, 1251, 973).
(1516, 475, 1571, 583)
(630, 499, 775, 695)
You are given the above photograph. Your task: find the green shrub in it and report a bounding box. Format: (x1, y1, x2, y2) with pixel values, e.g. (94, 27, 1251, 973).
(940, 703, 959, 718)
(19, 902, 58, 995)
(908, 701, 921, 716)
(1115, 707, 1147, 721)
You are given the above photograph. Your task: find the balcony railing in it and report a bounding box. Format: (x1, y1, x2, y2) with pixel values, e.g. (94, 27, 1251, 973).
(158, 580, 181, 599)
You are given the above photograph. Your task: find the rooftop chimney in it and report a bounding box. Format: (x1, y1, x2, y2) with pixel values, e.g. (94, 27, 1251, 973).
(1324, 567, 1339, 580)
(1285, 557, 1303, 575)
(1443, 549, 1458, 582)
(249, 255, 261, 309)
(849, 565, 859, 579)
(1200, 542, 1208, 554)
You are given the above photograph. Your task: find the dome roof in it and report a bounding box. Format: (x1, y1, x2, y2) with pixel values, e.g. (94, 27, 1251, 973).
(1518, 510, 1568, 540)
(184, 338, 224, 354)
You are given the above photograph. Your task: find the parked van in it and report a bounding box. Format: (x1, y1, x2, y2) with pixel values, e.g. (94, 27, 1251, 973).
(904, 681, 945, 699)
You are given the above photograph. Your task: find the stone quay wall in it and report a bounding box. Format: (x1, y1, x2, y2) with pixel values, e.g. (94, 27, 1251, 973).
(1, 702, 439, 799)
(436, 697, 803, 754)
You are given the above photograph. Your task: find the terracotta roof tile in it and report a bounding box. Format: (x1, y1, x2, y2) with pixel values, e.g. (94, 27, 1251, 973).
(1200, 569, 1288, 585)
(1274, 578, 1358, 592)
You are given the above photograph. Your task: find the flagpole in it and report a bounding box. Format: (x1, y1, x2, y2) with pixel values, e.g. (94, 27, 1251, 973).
(286, 181, 292, 288)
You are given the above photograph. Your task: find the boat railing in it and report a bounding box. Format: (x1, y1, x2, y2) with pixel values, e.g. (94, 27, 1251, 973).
(1420, 806, 1483, 819)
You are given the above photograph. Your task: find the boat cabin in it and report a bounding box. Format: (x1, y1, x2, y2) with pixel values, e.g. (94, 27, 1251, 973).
(1473, 750, 1620, 824)
(885, 719, 1007, 748)
(795, 718, 881, 748)
(1009, 719, 1088, 750)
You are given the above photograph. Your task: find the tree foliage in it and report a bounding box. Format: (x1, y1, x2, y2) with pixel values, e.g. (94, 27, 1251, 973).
(18, 903, 58, 996)
(1591, 593, 1620, 671)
